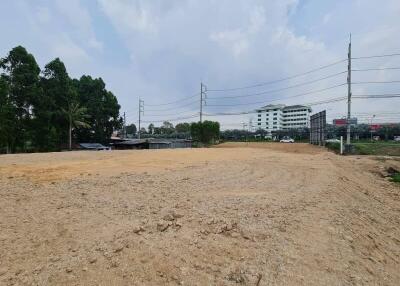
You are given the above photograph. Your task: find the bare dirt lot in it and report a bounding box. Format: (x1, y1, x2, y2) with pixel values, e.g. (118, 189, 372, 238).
(0, 143, 399, 285)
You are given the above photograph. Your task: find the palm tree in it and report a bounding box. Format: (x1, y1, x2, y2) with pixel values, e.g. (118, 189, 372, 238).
(62, 102, 90, 150)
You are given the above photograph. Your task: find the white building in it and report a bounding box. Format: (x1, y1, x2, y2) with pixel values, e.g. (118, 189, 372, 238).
(256, 104, 312, 133)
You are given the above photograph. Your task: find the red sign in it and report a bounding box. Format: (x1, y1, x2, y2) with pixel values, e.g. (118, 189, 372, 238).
(333, 119, 347, 126)
(370, 124, 381, 131)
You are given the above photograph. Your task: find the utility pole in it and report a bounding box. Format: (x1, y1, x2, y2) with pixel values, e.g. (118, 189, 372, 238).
(200, 82, 203, 122)
(346, 34, 352, 145)
(138, 98, 144, 139)
(123, 112, 126, 138)
(200, 82, 207, 122)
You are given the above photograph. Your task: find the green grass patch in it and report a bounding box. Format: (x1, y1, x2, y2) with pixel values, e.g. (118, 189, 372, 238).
(325, 142, 341, 153)
(354, 143, 400, 156)
(391, 173, 400, 183)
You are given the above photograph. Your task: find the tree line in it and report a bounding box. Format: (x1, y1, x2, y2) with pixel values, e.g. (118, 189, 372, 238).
(124, 120, 220, 144)
(220, 124, 400, 142)
(0, 46, 121, 153)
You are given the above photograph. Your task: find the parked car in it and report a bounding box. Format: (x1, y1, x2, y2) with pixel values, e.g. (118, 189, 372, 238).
(280, 136, 294, 143)
(326, 138, 341, 143)
(394, 136, 400, 142)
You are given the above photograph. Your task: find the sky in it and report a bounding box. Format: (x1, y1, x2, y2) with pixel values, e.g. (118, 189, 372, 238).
(1, 0, 399, 129)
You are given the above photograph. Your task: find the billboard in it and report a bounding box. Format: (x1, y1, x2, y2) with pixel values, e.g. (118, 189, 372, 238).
(310, 110, 326, 146)
(333, 118, 358, 126)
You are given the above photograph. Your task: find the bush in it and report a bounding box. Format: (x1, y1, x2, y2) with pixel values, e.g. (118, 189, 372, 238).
(325, 142, 340, 153)
(391, 173, 400, 183)
(190, 121, 220, 145)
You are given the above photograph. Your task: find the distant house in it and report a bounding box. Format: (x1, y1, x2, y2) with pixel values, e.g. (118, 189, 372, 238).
(112, 138, 192, 150)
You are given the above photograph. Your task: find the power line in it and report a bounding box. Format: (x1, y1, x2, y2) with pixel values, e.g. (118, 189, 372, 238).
(141, 113, 199, 124)
(144, 100, 198, 112)
(145, 93, 200, 106)
(207, 59, 347, 92)
(352, 80, 400, 85)
(352, 93, 400, 98)
(352, 53, 400, 60)
(205, 83, 346, 107)
(143, 110, 198, 117)
(203, 95, 399, 118)
(206, 71, 347, 100)
(204, 96, 348, 117)
(352, 67, 400, 72)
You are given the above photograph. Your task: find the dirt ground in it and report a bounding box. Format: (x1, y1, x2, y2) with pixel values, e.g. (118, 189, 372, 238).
(0, 142, 399, 286)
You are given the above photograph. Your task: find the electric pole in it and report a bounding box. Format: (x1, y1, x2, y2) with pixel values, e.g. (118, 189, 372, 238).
(200, 82, 203, 122)
(138, 98, 144, 139)
(200, 82, 207, 122)
(123, 112, 126, 138)
(346, 34, 352, 145)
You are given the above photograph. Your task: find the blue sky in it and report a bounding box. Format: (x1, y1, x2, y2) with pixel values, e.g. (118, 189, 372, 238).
(1, 0, 399, 129)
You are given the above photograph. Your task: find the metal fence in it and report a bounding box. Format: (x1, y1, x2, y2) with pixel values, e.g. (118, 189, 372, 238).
(310, 110, 326, 146)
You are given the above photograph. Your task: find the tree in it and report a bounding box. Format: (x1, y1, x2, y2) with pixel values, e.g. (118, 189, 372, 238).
(0, 46, 41, 152)
(62, 102, 90, 150)
(126, 123, 137, 137)
(190, 121, 220, 144)
(148, 123, 154, 134)
(74, 76, 121, 144)
(161, 121, 175, 134)
(175, 122, 190, 133)
(34, 58, 73, 151)
(0, 76, 15, 153)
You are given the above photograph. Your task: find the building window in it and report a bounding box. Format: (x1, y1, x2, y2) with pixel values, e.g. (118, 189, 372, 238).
(273, 117, 277, 120)
(273, 113, 277, 115)
(258, 123, 261, 125)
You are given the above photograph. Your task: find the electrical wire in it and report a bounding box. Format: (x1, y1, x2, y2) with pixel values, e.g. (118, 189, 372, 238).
(352, 67, 400, 72)
(143, 110, 198, 117)
(352, 93, 400, 98)
(352, 80, 400, 85)
(205, 83, 346, 107)
(140, 113, 199, 124)
(144, 100, 198, 112)
(145, 93, 200, 106)
(207, 59, 347, 92)
(206, 71, 347, 100)
(352, 53, 400, 60)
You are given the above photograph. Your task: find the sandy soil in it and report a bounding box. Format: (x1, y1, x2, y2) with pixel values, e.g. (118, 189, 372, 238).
(0, 143, 399, 285)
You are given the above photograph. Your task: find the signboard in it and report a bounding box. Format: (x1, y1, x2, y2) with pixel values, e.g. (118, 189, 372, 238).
(333, 118, 358, 126)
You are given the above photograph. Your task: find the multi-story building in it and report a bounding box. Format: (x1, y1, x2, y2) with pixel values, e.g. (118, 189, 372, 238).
(255, 104, 312, 133)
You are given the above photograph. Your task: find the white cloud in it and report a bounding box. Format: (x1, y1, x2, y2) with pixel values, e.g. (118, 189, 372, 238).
(55, 0, 103, 52)
(97, 0, 158, 34)
(35, 6, 51, 24)
(51, 35, 90, 64)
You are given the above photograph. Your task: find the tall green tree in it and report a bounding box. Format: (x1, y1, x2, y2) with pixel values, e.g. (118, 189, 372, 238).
(62, 102, 90, 150)
(34, 58, 73, 150)
(0, 46, 41, 152)
(74, 76, 121, 143)
(0, 76, 16, 153)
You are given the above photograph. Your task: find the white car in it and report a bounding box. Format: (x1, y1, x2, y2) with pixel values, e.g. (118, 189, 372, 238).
(326, 139, 340, 143)
(280, 137, 294, 143)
